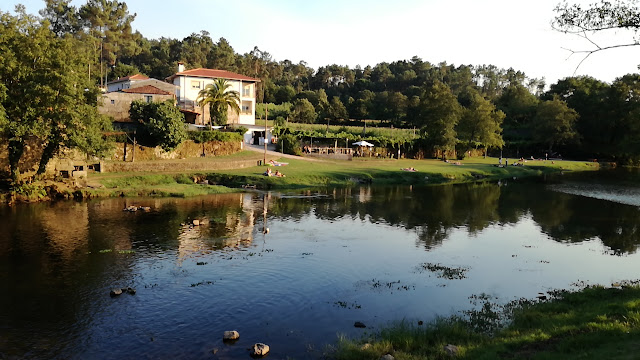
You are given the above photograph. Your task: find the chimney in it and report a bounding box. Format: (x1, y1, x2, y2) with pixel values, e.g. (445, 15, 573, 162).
(177, 62, 185, 73)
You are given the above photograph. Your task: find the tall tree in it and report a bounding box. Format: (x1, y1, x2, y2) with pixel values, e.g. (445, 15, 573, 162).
(533, 97, 579, 152)
(290, 98, 317, 123)
(78, 0, 138, 86)
(604, 74, 640, 160)
(274, 85, 296, 104)
(545, 76, 608, 156)
(418, 81, 462, 159)
(180, 31, 214, 69)
(457, 90, 505, 157)
(351, 90, 374, 120)
(0, 7, 111, 179)
(327, 96, 348, 122)
(39, 0, 79, 37)
(209, 37, 237, 70)
(196, 78, 241, 127)
(497, 84, 539, 144)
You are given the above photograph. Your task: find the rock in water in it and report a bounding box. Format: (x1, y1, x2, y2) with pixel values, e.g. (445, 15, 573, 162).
(443, 344, 459, 356)
(223, 330, 239, 340)
(251, 343, 269, 356)
(110, 288, 123, 297)
(354, 321, 366, 328)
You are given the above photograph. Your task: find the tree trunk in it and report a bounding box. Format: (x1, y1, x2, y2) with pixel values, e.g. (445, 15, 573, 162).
(8, 139, 25, 182)
(209, 104, 213, 130)
(37, 140, 59, 175)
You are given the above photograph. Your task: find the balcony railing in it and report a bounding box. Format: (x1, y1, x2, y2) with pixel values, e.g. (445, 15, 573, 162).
(178, 100, 200, 113)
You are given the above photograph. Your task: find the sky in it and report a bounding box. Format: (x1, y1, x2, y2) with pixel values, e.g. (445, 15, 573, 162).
(4, 0, 640, 86)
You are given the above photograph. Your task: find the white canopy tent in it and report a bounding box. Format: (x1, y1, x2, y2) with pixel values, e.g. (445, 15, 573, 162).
(352, 140, 374, 147)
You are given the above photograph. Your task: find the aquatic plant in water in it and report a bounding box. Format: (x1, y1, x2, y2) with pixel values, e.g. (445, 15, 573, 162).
(419, 263, 469, 280)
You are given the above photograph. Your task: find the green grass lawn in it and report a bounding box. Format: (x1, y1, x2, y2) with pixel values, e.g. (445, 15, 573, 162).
(88, 173, 237, 198)
(210, 156, 599, 188)
(331, 282, 640, 360)
(86, 156, 600, 198)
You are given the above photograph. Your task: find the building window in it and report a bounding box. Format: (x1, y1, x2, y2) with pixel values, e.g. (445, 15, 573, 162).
(145, 95, 153, 103)
(110, 99, 115, 105)
(191, 80, 201, 89)
(242, 84, 252, 97)
(241, 101, 252, 114)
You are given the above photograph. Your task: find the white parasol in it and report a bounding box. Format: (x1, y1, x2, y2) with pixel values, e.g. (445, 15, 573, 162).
(352, 140, 374, 147)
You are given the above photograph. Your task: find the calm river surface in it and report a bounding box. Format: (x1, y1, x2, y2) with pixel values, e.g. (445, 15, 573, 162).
(2, 170, 640, 359)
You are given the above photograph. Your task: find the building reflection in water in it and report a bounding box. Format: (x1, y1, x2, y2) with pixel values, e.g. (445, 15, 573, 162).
(176, 193, 259, 261)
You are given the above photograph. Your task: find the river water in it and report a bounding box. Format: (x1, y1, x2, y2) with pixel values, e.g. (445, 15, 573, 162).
(1, 170, 640, 359)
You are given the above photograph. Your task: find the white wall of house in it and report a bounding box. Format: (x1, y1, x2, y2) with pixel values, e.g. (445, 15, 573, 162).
(107, 81, 132, 93)
(242, 125, 274, 146)
(173, 76, 256, 126)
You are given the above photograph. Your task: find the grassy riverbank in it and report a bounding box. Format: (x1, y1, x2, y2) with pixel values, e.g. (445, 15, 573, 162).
(331, 282, 640, 360)
(2, 156, 600, 203)
(90, 156, 599, 195)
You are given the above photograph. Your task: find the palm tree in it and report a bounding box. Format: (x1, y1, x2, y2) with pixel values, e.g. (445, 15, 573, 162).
(196, 78, 241, 128)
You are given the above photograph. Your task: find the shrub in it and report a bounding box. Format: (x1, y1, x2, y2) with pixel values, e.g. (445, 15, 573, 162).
(188, 130, 242, 143)
(130, 100, 187, 151)
(276, 134, 302, 155)
(274, 116, 286, 126)
(234, 126, 248, 135)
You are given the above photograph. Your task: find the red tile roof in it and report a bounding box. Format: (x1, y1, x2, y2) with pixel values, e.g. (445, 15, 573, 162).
(168, 68, 260, 82)
(108, 74, 149, 84)
(121, 85, 172, 95)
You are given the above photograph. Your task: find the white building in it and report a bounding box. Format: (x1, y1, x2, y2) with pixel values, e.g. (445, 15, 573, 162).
(106, 74, 150, 92)
(166, 63, 260, 126)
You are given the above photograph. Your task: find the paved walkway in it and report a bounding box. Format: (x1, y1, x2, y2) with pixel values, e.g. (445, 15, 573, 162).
(244, 144, 326, 162)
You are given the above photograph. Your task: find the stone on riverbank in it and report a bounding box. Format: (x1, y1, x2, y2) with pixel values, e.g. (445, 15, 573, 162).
(223, 330, 239, 340)
(192, 219, 200, 226)
(251, 343, 269, 356)
(110, 288, 123, 296)
(380, 354, 394, 360)
(443, 344, 459, 356)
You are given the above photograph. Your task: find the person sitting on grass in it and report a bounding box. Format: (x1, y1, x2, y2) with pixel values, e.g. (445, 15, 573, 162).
(263, 168, 273, 176)
(274, 170, 285, 177)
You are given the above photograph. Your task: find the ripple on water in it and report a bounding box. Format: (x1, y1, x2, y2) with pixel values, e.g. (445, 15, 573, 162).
(549, 182, 640, 207)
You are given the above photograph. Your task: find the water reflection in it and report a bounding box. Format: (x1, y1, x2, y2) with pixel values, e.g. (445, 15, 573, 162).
(1, 177, 640, 358)
(271, 181, 640, 254)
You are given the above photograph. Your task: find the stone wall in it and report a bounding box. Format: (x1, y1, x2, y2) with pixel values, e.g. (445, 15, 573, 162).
(103, 157, 258, 173)
(0, 138, 45, 176)
(109, 140, 242, 162)
(99, 92, 175, 122)
(0, 138, 242, 177)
